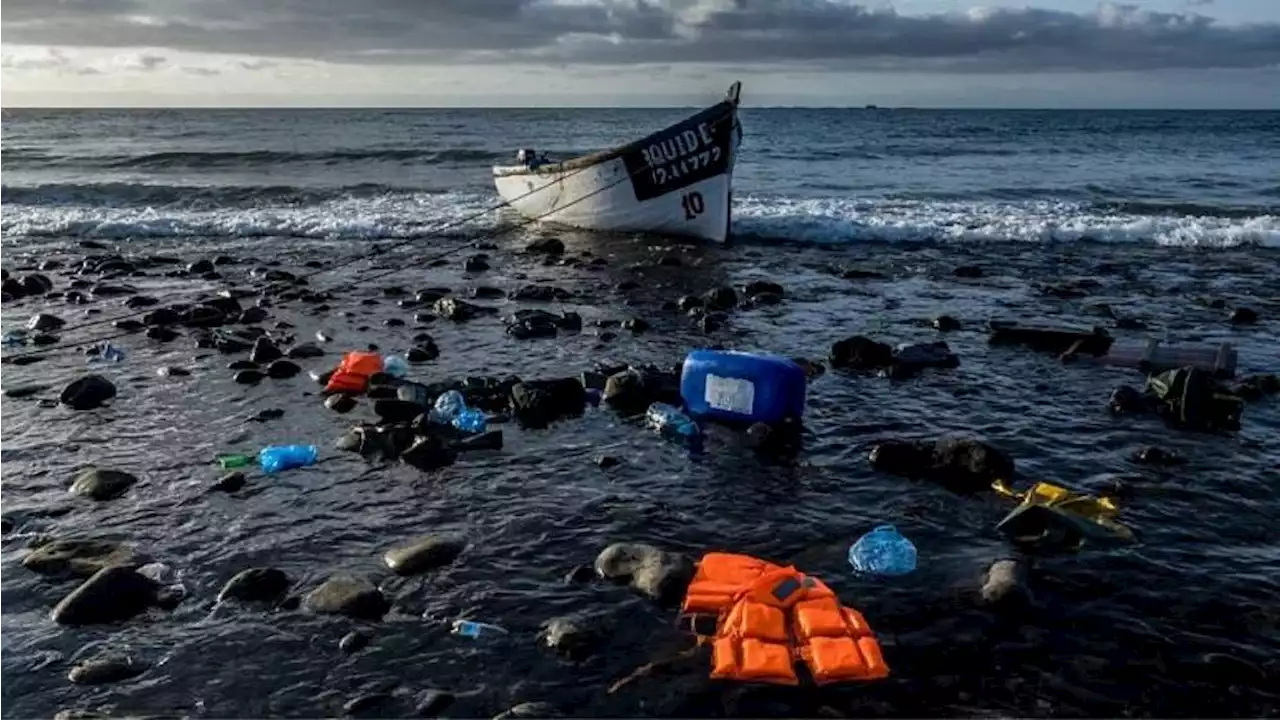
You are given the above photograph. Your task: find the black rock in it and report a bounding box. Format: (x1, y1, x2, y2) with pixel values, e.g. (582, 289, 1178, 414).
(527, 237, 565, 255)
(464, 255, 490, 273)
(602, 368, 681, 415)
(933, 315, 961, 332)
(1132, 446, 1187, 466)
(234, 370, 265, 385)
(954, 265, 984, 278)
(414, 312, 436, 324)
(286, 342, 324, 359)
(211, 471, 247, 492)
(5, 383, 50, 399)
(884, 341, 960, 379)
(31, 333, 60, 346)
(339, 631, 370, 654)
(557, 312, 582, 331)
(384, 318, 406, 328)
(91, 283, 138, 298)
(383, 534, 467, 575)
(218, 567, 291, 604)
(510, 378, 586, 426)
(1229, 307, 1258, 325)
(622, 318, 650, 334)
(187, 259, 215, 275)
(20, 274, 55, 296)
(143, 308, 181, 326)
(326, 394, 358, 413)
(382, 285, 408, 298)
(22, 539, 137, 577)
(676, 295, 703, 312)
(416, 288, 450, 304)
(830, 335, 893, 370)
(156, 366, 191, 379)
(399, 434, 458, 471)
(145, 326, 178, 342)
(510, 285, 571, 302)
(868, 437, 1015, 494)
(704, 286, 738, 310)
(51, 566, 159, 625)
(67, 655, 148, 685)
(60, 375, 117, 410)
(250, 336, 283, 363)
(238, 306, 269, 324)
(507, 309, 559, 339)
(27, 313, 66, 332)
(744, 280, 784, 298)
(595, 455, 621, 469)
(302, 575, 390, 619)
(249, 408, 285, 422)
(374, 400, 424, 424)
(470, 286, 506, 299)
(70, 468, 138, 501)
(114, 319, 146, 332)
(266, 360, 302, 379)
(407, 342, 440, 363)
(181, 305, 227, 328)
(595, 542, 695, 605)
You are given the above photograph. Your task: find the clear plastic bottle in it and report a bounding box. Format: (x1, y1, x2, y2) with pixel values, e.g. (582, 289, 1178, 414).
(88, 342, 124, 364)
(848, 525, 917, 576)
(451, 619, 508, 639)
(259, 444, 319, 474)
(434, 390, 467, 421)
(452, 407, 487, 434)
(383, 355, 410, 378)
(645, 402, 701, 439)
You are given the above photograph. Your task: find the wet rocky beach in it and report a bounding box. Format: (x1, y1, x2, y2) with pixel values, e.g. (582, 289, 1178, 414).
(2, 228, 1279, 719)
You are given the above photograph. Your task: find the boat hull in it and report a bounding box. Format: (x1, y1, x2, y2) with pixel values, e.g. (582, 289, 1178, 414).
(493, 85, 741, 243)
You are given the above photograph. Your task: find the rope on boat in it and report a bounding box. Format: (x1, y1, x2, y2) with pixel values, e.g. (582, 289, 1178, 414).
(1, 109, 739, 362)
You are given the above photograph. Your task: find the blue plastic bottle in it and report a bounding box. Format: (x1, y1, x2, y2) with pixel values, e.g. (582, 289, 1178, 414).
(383, 355, 410, 378)
(451, 619, 508, 639)
(680, 350, 806, 425)
(646, 402, 701, 439)
(434, 390, 466, 420)
(452, 407, 487, 433)
(848, 525, 917, 576)
(259, 444, 319, 474)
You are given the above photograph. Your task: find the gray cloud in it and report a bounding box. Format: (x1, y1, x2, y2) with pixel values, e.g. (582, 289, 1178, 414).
(3, 0, 1279, 72)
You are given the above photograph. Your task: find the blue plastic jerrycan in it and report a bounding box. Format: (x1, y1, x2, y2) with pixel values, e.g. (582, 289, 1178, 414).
(680, 349, 806, 425)
(848, 525, 917, 576)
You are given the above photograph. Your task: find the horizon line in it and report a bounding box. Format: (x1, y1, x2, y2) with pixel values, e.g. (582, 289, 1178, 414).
(5, 104, 1279, 112)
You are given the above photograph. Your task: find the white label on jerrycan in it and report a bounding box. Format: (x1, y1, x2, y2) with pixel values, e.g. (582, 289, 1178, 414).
(705, 374, 755, 415)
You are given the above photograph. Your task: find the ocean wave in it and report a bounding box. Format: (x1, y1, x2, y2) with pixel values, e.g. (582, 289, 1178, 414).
(731, 196, 1280, 248)
(2, 192, 1276, 248)
(0, 182, 445, 208)
(0, 191, 505, 241)
(2, 147, 506, 169)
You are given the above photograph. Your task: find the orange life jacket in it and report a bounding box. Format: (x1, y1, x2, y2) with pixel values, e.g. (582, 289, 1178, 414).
(682, 553, 889, 686)
(324, 351, 383, 395)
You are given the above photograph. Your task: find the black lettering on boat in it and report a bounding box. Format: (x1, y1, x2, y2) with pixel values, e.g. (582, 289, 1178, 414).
(622, 99, 736, 201)
(682, 191, 705, 220)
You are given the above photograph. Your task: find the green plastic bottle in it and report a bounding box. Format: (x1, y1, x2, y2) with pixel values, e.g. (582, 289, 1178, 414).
(217, 454, 252, 470)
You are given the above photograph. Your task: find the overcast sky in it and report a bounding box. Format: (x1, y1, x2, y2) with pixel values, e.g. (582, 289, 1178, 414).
(3, 0, 1278, 107)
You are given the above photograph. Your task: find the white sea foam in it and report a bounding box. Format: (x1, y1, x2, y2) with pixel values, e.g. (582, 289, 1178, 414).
(3, 190, 1277, 248)
(732, 195, 1280, 248)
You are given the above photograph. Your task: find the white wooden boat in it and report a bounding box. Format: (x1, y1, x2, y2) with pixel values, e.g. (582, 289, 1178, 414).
(493, 82, 743, 243)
